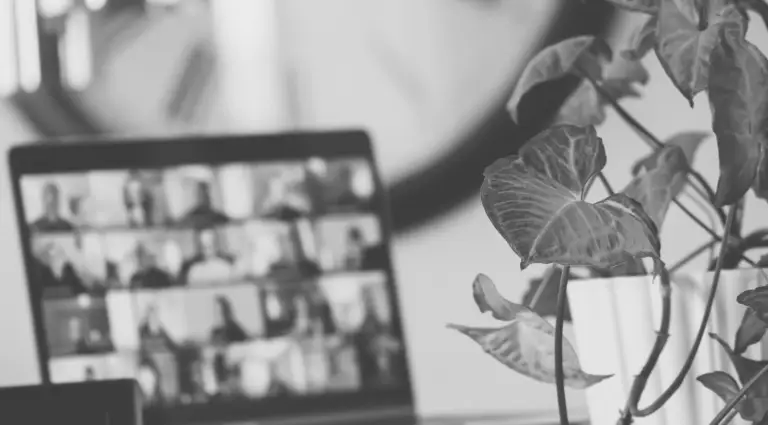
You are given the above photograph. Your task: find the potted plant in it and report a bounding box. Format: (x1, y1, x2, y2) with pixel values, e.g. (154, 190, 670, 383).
(448, 0, 768, 424)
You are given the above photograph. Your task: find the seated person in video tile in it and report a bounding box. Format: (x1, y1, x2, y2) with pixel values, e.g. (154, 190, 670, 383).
(209, 296, 248, 345)
(353, 288, 405, 387)
(129, 243, 176, 289)
(180, 181, 229, 227)
(268, 223, 320, 279)
(68, 316, 115, 355)
(261, 172, 312, 220)
(123, 172, 156, 227)
(343, 227, 384, 271)
(34, 242, 88, 296)
(138, 305, 178, 352)
(30, 182, 75, 232)
(260, 287, 297, 338)
(179, 229, 236, 286)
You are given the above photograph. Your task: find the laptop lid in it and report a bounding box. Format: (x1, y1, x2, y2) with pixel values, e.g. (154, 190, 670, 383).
(8, 130, 414, 424)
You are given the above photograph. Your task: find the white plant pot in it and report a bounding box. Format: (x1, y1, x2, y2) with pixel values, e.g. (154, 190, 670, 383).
(567, 268, 768, 425)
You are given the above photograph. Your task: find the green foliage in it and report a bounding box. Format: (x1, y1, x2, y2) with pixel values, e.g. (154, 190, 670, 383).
(481, 124, 661, 270)
(448, 274, 611, 388)
(452, 0, 768, 422)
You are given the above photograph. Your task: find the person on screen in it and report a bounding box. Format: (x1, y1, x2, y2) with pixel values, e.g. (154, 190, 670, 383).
(138, 304, 178, 352)
(34, 243, 88, 296)
(123, 172, 156, 227)
(179, 228, 236, 286)
(68, 317, 114, 355)
(30, 182, 75, 232)
(129, 243, 175, 289)
(342, 227, 383, 271)
(210, 296, 247, 345)
(180, 181, 229, 227)
(261, 172, 311, 220)
(352, 287, 405, 387)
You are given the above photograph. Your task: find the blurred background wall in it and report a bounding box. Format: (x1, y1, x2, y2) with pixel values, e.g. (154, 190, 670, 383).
(3, 0, 767, 420)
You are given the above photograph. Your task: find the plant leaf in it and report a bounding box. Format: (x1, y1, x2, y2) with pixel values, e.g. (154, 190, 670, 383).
(655, 1, 744, 105)
(452, 275, 611, 388)
(521, 267, 574, 320)
(555, 55, 649, 127)
(697, 371, 743, 410)
(508, 36, 610, 123)
(737, 286, 768, 324)
(472, 273, 528, 320)
(734, 308, 768, 355)
(755, 148, 768, 201)
(622, 144, 689, 230)
(480, 124, 661, 270)
(631, 131, 708, 176)
(622, 16, 658, 60)
(708, 20, 768, 206)
(711, 333, 768, 421)
(447, 321, 611, 389)
(605, 0, 659, 13)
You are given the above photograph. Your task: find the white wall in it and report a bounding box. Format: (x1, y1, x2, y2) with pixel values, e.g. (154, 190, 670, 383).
(1, 3, 767, 422)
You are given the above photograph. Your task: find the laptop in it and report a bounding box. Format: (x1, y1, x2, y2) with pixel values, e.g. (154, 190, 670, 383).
(7, 131, 416, 425)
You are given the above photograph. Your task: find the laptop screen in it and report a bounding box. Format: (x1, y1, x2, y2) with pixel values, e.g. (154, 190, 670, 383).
(8, 132, 412, 424)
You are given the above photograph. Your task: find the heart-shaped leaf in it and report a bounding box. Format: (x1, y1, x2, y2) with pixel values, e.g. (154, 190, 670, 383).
(623, 16, 658, 60)
(450, 275, 611, 389)
(480, 124, 661, 270)
(735, 308, 768, 355)
(508, 36, 610, 123)
(606, 0, 659, 13)
(737, 286, 768, 323)
(708, 19, 768, 206)
(655, 1, 744, 105)
(711, 333, 768, 421)
(622, 144, 689, 229)
(521, 266, 574, 320)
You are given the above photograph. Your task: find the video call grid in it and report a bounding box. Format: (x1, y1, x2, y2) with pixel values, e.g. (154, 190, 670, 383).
(20, 158, 407, 405)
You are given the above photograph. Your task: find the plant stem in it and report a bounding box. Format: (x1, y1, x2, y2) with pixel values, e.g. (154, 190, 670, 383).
(598, 172, 615, 195)
(592, 81, 725, 224)
(626, 207, 736, 417)
(617, 264, 672, 425)
(555, 265, 571, 425)
(668, 239, 718, 273)
(719, 409, 738, 425)
(709, 362, 768, 425)
(675, 200, 759, 268)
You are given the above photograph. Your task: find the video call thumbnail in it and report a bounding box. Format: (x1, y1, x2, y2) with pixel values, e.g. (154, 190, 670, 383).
(21, 158, 375, 230)
(43, 271, 406, 404)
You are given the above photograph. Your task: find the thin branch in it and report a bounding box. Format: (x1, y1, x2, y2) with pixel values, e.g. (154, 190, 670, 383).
(668, 239, 718, 273)
(626, 207, 736, 417)
(597, 172, 616, 195)
(708, 362, 768, 425)
(555, 265, 572, 425)
(674, 200, 760, 268)
(592, 81, 726, 224)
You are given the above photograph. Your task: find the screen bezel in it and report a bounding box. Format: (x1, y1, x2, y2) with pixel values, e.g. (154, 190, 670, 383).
(8, 130, 415, 424)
